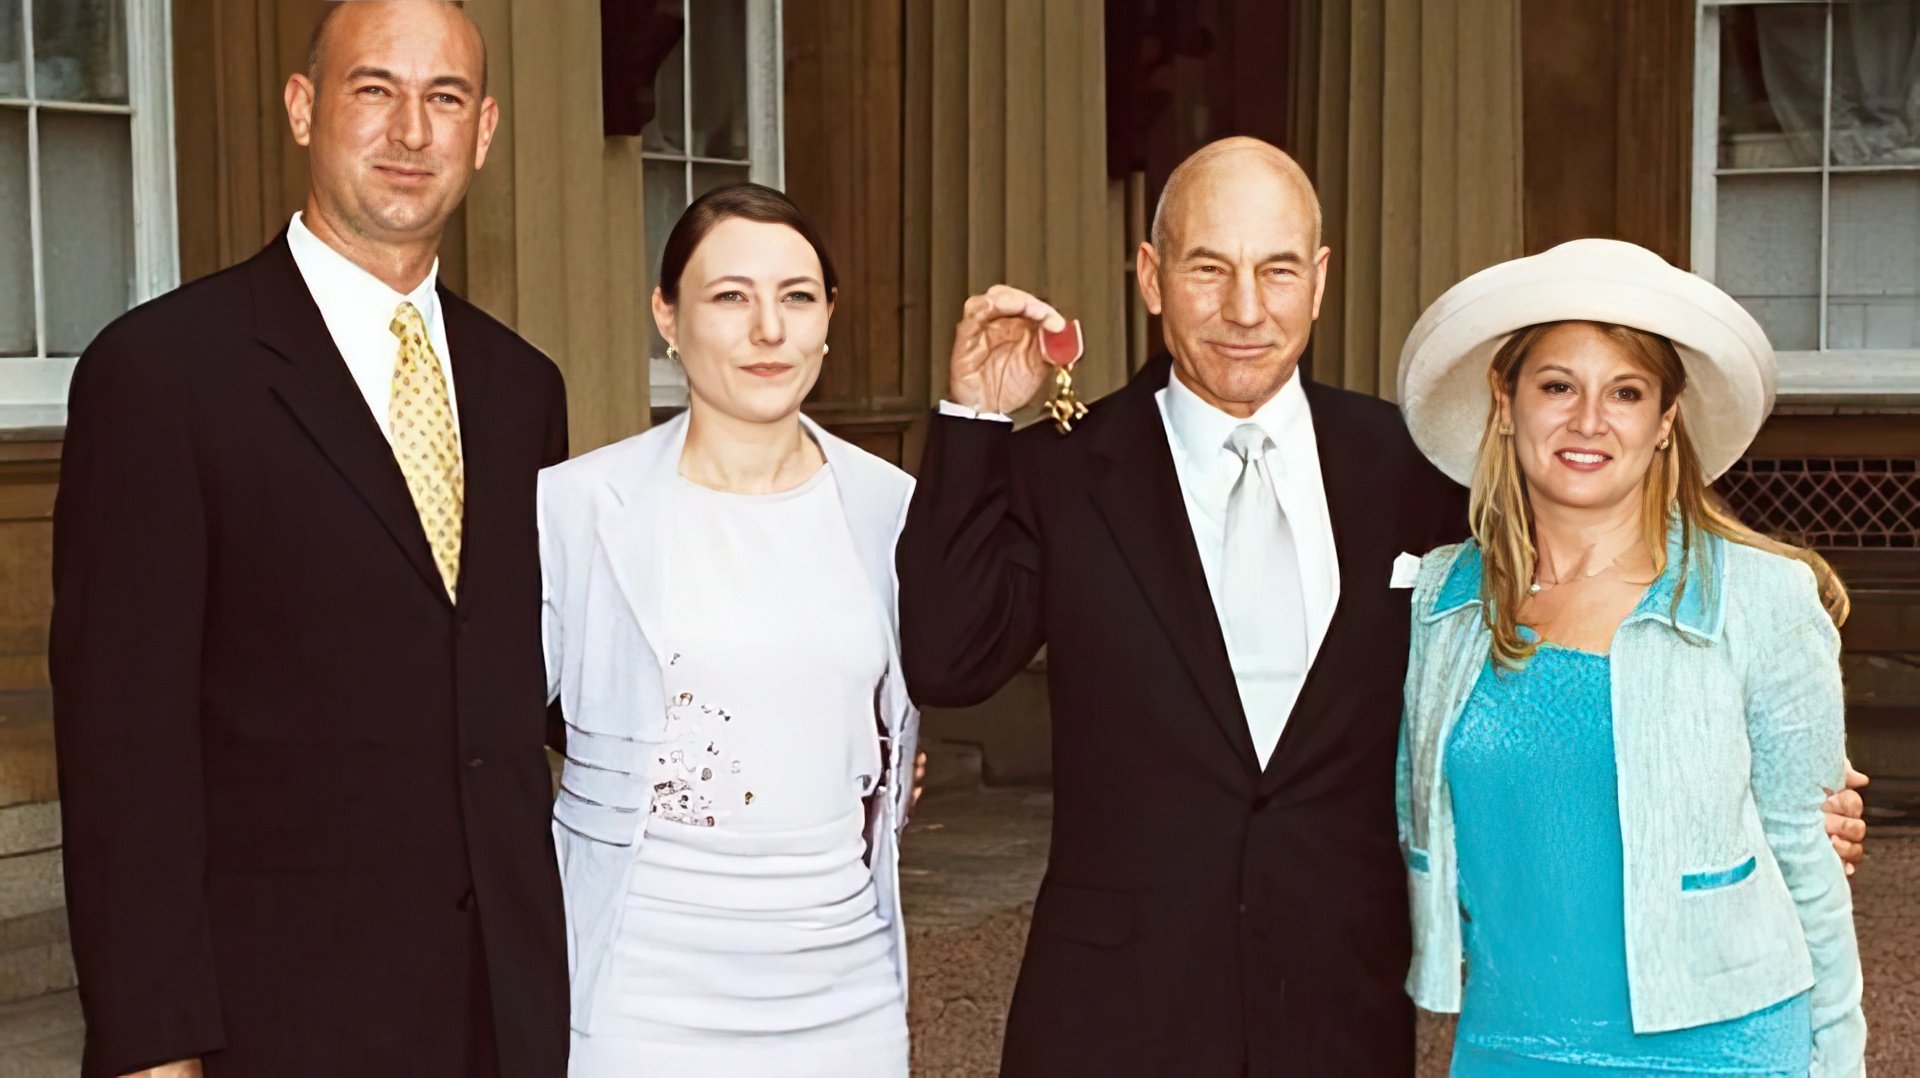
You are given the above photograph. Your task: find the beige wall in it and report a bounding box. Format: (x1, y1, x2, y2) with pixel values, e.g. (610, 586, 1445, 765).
(171, 0, 317, 282)
(903, 0, 1128, 431)
(784, 0, 922, 465)
(0, 444, 56, 693)
(461, 0, 650, 455)
(1298, 0, 1526, 399)
(1520, 0, 1692, 267)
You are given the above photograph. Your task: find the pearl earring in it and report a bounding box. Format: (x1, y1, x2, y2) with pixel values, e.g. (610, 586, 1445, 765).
(1498, 423, 1513, 436)
(1658, 437, 1671, 450)
(823, 343, 831, 356)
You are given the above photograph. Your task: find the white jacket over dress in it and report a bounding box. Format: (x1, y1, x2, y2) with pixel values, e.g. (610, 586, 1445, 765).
(536, 410, 920, 1034)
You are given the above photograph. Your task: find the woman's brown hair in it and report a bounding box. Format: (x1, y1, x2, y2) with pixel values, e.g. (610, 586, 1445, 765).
(1468, 320, 1849, 667)
(655, 183, 838, 305)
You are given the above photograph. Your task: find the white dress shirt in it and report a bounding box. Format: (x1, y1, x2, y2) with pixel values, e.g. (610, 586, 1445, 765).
(1157, 368, 1339, 762)
(286, 211, 461, 442)
(938, 367, 1340, 764)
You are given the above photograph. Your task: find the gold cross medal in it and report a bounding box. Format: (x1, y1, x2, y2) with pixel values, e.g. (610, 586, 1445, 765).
(1040, 318, 1088, 434)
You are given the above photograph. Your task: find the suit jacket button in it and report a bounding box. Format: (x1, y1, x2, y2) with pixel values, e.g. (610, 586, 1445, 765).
(468, 757, 484, 769)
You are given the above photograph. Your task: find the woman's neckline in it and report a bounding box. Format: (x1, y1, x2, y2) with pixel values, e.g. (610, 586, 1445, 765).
(1531, 639, 1611, 661)
(675, 461, 833, 502)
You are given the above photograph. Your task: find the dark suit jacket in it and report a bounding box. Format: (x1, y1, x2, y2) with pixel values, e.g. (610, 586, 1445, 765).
(50, 237, 571, 1077)
(898, 355, 1468, 1077)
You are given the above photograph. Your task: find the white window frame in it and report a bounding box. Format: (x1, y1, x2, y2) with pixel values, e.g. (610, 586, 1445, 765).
(1691, 0, 1920, 402)
(644, 0, 785, 409)
(0, 0, 177, 429)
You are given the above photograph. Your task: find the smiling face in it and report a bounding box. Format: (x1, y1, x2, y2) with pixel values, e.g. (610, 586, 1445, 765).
(1496, 321, 1680, 514)
(287, 0, 497, 246)
(652, 217, 835, 425)
(1137, 141, 1330, 416)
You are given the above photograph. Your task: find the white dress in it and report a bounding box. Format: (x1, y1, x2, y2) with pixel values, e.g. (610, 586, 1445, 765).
(567, 464, 909, 1077)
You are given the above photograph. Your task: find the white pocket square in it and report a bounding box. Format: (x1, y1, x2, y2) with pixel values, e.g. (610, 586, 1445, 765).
(1389, 552, 1422, 589)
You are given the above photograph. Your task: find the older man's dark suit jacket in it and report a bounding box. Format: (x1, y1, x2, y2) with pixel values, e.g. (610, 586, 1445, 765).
(898, 355, 1468, 1077)
(50, 236, 571, 1077)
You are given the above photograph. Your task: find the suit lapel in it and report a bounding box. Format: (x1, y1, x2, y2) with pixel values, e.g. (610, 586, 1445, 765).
(251, 237, 449, 605)
(1085, 361, 1258, 775)
(1263, 381, 1386, 784)
(442, 290, 496, 613)
(595, 411, 686, 651)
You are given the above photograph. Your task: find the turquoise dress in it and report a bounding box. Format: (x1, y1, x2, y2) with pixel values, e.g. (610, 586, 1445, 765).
(1444, 629, 1812, 1075)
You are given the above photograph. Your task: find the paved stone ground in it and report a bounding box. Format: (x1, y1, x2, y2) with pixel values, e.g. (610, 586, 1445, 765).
(899, 778, 1051, 1077)
(898, 764, 1920, 1076)
(4, 757, 1916, 1075)
(0, 992, 78, 1078)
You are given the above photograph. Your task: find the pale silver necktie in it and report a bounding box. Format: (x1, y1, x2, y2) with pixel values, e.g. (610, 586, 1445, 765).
(1222, 423, 1309, 765)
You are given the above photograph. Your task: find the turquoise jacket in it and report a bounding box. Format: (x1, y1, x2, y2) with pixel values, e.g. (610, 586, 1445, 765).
(1396, 527, 1865, 1077)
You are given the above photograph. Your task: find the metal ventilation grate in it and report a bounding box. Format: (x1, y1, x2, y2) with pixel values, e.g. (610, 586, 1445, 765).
(1715, 458, 1920, 549)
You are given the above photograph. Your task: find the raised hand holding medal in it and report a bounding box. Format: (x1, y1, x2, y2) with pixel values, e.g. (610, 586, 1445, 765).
(946, 284, 1085, 431)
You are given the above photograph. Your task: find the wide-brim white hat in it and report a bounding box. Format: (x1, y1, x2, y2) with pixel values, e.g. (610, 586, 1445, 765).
(1396, 238, 1776, 486)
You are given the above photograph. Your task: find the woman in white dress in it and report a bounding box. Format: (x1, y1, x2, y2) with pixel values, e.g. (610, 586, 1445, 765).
(538, 184, 920, 1076)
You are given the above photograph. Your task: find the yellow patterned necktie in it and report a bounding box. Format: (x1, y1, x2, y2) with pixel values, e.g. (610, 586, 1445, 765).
(389, 301, 464, 600)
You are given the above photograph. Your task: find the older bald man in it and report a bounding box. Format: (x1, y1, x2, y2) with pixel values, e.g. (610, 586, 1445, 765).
(901, 136, 1454, 1076)
(898, 137, 1865, 1076)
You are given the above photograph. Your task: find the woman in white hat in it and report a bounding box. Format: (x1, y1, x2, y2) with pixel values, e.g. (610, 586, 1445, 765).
(1394, 239, 1865, 1074)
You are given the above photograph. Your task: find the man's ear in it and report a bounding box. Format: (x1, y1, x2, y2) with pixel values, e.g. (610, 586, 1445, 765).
(474, 96, 500, 170)
(285, 73, 317, 148)
(1309, 245, 1331, 320)
(1135, 241, 1164, 316)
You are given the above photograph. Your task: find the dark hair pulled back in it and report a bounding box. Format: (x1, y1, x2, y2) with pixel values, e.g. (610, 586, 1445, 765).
(655, 183, 838, 304)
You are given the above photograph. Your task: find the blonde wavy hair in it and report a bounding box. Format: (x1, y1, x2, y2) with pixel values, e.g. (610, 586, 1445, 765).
(1468, 320, 1849, 667)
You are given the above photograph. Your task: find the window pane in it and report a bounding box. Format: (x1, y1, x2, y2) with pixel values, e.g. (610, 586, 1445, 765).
(1830, 1, 1920, 166)
(1718, 4, 1825, 170)
(644, 158, 687, 358)
(1827, 173, 1920, 349)
(39, 110, 130, 355)
(642, 36, 685, 154)
(0, 1, 23, 97)
(689, 0, 749, 161)
(0, 109, 33, 356)
(691, 162, 749, 201)
(1715, 173, 1821, 351)
(32, 0, 127, 104)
